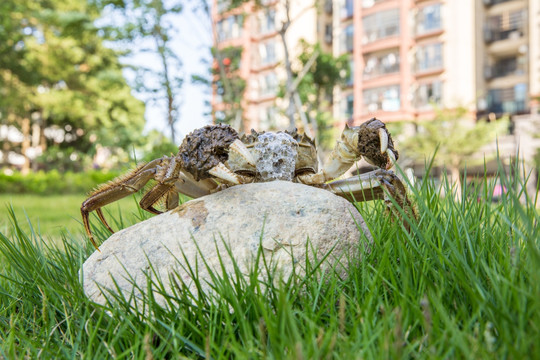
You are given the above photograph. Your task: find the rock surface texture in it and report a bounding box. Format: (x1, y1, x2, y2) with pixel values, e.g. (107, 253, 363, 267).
(81, 181, 373, 308)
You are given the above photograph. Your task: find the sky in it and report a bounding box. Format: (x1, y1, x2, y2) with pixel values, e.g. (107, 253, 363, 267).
(119, 1, 213, 144)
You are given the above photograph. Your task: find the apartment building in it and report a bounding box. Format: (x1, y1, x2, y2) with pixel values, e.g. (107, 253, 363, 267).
(213, 0, 539, 130)
(212, 0, 322, 131)
(334, 0, 539, 126)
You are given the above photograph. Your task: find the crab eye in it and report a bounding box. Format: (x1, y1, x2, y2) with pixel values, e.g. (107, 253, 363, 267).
(294, 167, 316, 177)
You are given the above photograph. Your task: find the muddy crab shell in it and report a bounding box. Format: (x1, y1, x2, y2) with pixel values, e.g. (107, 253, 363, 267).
(178, 124, 239, 181)
(356, 118, 399, 168)
(236, 129, 319, 175)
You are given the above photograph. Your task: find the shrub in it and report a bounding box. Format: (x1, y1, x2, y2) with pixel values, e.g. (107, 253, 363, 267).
(0, 169, 120, 195)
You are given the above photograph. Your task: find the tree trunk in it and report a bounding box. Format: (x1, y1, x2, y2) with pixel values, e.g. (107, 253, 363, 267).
(2, 141, 10, 167)
(31, 122, 41, 172)
(21, 117, 31, 174)
(154, 29, 177, 144)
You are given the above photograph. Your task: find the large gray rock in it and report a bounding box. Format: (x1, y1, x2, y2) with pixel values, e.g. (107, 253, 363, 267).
(81, 181, 372, 308)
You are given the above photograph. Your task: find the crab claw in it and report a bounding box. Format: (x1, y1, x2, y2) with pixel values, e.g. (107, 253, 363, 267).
(356, 118, 398, 170)
(208, 162, 241, 185)
(386, 149, 397, 170)
(229, 139, 256, 167)
(379, 128, 388, 154)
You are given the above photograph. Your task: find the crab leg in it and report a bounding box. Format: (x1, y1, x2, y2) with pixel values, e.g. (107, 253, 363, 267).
(81, 158, 164, 249)
(299, 118, 398, 184)
(325, 169, 416, 229)
(95, 208, 114, 234)
(175, 172, 216, 198)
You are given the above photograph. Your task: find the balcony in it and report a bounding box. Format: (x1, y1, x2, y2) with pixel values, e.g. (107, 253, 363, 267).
(483, 0, 514, 6)
(363, 85, 401, 113)
(484, 9, 526, 43)
(484, 56, 526, 80)
(413, 81, 443, 110)
(415, 4, 442, 37)
(363, 50, 400, 79)
(415, 43, 443, 74)
(362, 9, 400, 45)
(487, 83, 529, 115)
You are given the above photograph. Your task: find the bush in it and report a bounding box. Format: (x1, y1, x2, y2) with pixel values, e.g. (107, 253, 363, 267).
(0, 169, 121, 195)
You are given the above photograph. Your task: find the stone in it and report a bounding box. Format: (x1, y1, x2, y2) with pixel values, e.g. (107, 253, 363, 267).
(81, 181, 373, 308)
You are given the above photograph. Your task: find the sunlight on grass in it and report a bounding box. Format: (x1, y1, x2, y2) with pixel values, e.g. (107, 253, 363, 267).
(0, 194, 144, 242)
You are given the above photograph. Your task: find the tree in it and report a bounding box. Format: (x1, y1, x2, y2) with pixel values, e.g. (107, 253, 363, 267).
(283, 40, 349, 149)
(191, 0, 247, 131)
(0, 0, 145, 172)
(96, 0, 184, 143)
(402, 107, 509, 198)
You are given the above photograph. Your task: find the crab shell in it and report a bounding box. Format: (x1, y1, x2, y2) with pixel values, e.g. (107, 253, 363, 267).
(226, 129, 319, 181)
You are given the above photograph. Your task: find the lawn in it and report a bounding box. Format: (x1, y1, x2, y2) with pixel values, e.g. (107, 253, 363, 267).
(1, 169, 539, 358)
(0, 193, 144, 242)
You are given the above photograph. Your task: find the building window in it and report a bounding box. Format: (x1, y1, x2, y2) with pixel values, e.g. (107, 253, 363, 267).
(258, 72, 279, 98)
(362, 0, 386, 8)
(341, 0, 353, 19)
(414, 81, 443, 109)
(363, 49, 400, 79)
(362, 9, 400, 44)
(340, 25, 354, 53)
(416, 4, 442, 35)
(487, 55, 527, 79)
(324, 23, 333, 44)
(347, 59, 354, 86)
(487, 83, 528, 115)
(341, 93, 354, 119)
(416, 43, 443, 72)
(363, 85, 400, 113)
(258, 9, 276, 34)
(485, 9, 526, 42)
(217, 14, 243, 41)
(258, 40, 277, 66)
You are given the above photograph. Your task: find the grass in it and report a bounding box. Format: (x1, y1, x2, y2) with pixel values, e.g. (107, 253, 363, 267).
(0, 164, 539, 359)
(0, 194, 143, 241)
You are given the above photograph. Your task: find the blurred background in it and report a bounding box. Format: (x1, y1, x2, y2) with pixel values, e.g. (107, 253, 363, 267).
(1, 0, 539, 235)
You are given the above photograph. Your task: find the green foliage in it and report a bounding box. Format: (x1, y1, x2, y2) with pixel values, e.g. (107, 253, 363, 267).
(210, 46, 247, 125)
(137, 129, 179, 162)
(0, 0, 146, 167)
(296, 40, 350, 101)
(34, 147, 88, 172)
(0, 162, 539, 358)
(0, 193, 142, 241)
(0, 169, 120, 194)
(403, 107, 509, 171)
(280, 40, 350, 149)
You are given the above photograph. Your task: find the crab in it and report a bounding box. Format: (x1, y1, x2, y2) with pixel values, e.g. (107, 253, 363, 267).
(81, 118, 415, 250)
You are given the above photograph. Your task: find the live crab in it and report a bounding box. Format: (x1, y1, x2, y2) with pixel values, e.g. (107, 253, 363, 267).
(81, 118, 415, 249)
